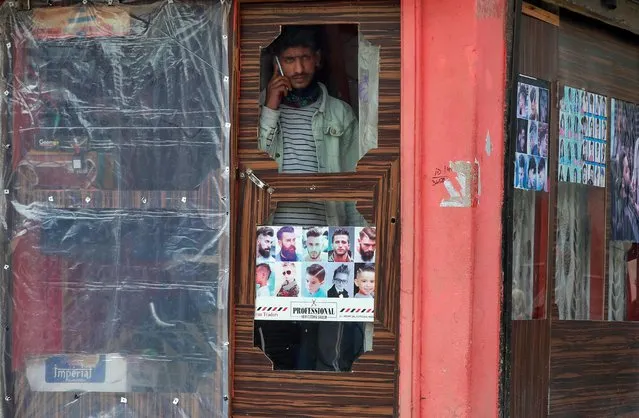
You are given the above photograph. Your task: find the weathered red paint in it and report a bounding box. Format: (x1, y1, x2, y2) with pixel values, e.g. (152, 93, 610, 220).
(399, 0, 508, 415)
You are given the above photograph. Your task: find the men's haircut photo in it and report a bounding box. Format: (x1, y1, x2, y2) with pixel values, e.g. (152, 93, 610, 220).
(610, 98, 639, 241)
(558, 85, 608, 188)
(254, 225, 376, 322)
(515, 76, 550, 192)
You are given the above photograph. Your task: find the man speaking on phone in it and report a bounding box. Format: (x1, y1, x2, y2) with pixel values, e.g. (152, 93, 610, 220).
(258, 26, 364, 227)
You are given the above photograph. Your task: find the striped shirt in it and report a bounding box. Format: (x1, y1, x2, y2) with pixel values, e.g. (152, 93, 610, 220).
(272, 101, 327, 226)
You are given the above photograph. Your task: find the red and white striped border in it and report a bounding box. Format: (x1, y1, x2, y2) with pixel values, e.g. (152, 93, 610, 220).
(340, 308, 374, 313)
(256, 307, 288, 312)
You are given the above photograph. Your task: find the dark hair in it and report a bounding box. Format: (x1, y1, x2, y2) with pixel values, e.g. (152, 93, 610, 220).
(306, 264, 326, 281)
(257, 226, 274, 238)
(333, 264, 350, 279)
(518, 85, 526, 101)
(528, 157, 537, 172)
(538, 158, 545, 172)
(357, 263, 375, 276)
(277, 226, 295, 240)
(272, 26, 319, 56)
(359, 227, 376, 241)
(518, 154, 525, 168)
(332, 228, 350, 242)
(257, 263, 271, 276)
(530, 88, 536, 102)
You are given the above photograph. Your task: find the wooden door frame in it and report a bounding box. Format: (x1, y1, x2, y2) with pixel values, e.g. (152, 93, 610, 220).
(230, 1, 401, 416)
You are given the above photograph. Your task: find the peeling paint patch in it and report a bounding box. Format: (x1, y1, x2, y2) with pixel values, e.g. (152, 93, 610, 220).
(476, 0, 500, 19)
(440, 160, 480, 208)
(485, 131, 492, 156)
(475, 158, 481, 203)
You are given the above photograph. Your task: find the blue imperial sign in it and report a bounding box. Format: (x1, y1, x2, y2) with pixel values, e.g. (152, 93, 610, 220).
(45, 355, 107, 383)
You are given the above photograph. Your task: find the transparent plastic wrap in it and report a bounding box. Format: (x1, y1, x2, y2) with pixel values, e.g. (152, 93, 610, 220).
(0, 1, 230, 417)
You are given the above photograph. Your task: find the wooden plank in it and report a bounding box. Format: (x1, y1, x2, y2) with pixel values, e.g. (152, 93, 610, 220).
(546, 0, 639, 35)
(233, 305, 397, 417)
(550, 321, 639, 416)
(510, 320, 551, 417)
(523, 2, 560, 27)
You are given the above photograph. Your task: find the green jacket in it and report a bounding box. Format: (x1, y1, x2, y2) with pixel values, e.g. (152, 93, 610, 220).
(258, 82, 367, 226)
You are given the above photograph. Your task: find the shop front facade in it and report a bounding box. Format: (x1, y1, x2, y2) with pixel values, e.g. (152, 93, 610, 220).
(0, 0, 637, 416)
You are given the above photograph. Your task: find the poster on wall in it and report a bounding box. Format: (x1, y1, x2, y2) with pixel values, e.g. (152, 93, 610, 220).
(610, 98, 639, 241)
(558, 85, 608, 187)
(254, 226, 376, 322)
(515, 75, 550, 192)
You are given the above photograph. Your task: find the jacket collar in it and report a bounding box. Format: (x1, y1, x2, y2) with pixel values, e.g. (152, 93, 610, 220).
(317, 82, 328, 113)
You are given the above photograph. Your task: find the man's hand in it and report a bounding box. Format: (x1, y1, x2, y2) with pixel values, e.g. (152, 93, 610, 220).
(265, 61, 292, 110)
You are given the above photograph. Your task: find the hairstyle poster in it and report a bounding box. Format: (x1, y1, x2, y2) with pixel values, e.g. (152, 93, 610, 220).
(515, 76, 550, 192)
(610, 98, 639, 241)
(254, 225, 376, 322)
(558, 85, 608, 187)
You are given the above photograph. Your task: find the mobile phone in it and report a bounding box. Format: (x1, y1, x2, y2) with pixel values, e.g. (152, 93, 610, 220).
(275, 56, 284, 76)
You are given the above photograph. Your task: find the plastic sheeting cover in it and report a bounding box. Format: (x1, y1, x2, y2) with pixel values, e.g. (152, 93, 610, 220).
(0, 1, 230, 417)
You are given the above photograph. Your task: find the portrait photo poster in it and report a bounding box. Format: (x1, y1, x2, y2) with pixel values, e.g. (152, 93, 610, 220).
(515, 75, 550, 192)
(610, 98, 639, 241)
(558, 85, 608, 188)
(254, 225, 376, 322)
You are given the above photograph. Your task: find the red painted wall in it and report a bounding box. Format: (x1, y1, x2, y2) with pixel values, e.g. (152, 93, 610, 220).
(400, 0, 508, 415)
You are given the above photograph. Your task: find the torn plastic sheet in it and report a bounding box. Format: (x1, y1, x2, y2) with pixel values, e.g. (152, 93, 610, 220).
(0, 1, 230, 416)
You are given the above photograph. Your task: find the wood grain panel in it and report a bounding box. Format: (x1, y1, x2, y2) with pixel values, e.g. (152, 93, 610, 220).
(233, 1, 400, 416)
(549, 321, 639, 417)
(510, 14, 556, 417)
(546, 0, 639, 36)
(558, 10, 639, 103)
(518, 14, 558, 82)
(233, 305, 396, 417)
(12, 374, 226, 418)
(510, 320, 551, 418)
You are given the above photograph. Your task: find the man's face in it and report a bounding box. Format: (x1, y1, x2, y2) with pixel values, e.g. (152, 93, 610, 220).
(306, 235, 323, 260)
(279, 232, 297, 257)
(257, 234, 273, 258)
(333, 273, 348, 292)
(306, 274, 323, 294)
(358, 235, 376, 261)
(281, 263, 296, 281)
(332, 234, 350, 256)
(256, 266, 270, 287)
(355, 271, 375, 296)
(279, 46, 319, 89)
